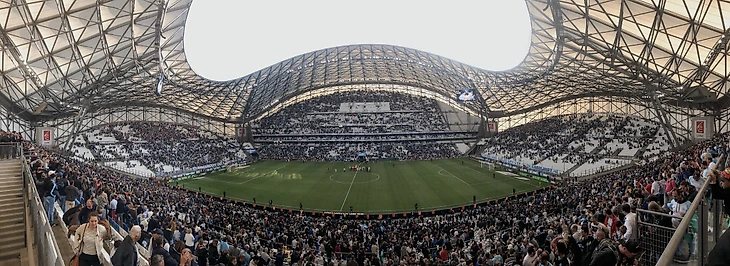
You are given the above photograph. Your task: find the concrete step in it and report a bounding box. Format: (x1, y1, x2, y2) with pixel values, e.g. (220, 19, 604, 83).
(0, 192, 23, 201)
(0, 206, 24, 220)
(0, 229, 25, 247)
(0, 194, 23, 203)
(0, 250, 21, 264)
(0, 172, 22, 178)
(0, 167, 22, 173)
(0, 179, 22, 186)
(0, 184, 23, 191)
(0, 216, 23, 228)
(0, 178, 22, 184)
(0, 192, 22, 201)
(0, 202, 23, 211)
(0, 176, 22, 182)
(0, 196, 22, 206)
(0, 163, 21, 169)
(0, 219, 24, 232)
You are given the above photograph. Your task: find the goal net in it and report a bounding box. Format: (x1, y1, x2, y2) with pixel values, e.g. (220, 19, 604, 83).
(227, 163, 249, 172)
(481, 161, 495, 170)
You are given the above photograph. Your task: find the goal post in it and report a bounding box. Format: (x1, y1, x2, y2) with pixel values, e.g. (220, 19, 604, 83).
(227, 162, 249, 172)
(480, 161, 495, 170)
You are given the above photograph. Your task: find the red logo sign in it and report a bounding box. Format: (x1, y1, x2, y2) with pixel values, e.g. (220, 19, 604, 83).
(488, 123, 495, 130)
(696, 121, 705, 134)
(42, 130, 51, 141)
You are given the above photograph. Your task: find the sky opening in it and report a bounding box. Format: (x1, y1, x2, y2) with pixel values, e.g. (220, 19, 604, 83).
(184, 0, 533, 81)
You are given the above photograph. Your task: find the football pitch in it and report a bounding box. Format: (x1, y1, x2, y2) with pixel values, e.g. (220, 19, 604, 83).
(175, 158, 550, 213)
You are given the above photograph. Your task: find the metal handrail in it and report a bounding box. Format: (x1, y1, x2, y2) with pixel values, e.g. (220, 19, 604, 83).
(19, 143, 65, 266)
(655, 155, 722, 265)
(637, 208, 683, 219)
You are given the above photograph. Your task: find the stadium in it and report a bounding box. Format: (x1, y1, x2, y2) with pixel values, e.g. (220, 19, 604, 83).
(0, 1, 729, 266)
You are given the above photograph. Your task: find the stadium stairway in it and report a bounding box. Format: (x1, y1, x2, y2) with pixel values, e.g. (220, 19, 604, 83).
(563, 163, 584, 176)
(0, 160, 29, 265)
(588, 145, 603, 155)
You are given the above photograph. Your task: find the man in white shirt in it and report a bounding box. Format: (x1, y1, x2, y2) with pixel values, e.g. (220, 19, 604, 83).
(110, 194, 118, 221)
(522, 246, 539, 266)
(622, 204, 638, 242)
(668, 190, 690, 227)
(651, 179, 662, 196)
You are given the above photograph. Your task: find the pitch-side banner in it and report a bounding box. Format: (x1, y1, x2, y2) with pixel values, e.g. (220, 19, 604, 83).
(691, 116, 714, 140)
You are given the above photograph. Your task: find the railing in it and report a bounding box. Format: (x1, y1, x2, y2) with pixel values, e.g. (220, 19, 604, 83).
(645, 154, 729, 266)
(19, 144, 65, 266)
(569, 161, 634, 177)
(637, 209, 679, 265)
(0, 142, 21, 159)
(102, 162, 156, 178)
(161, 158, 246, 177)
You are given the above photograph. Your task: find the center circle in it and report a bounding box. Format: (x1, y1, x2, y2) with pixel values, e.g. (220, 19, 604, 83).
(329, 172, 381, 184)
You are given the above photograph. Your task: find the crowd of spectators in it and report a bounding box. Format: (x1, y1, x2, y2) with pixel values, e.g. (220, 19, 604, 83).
(255, 113, 449, 135)
(252, 91, 449, 135)
(253, 91, 472, 161)
(19, 121, 728, 266)
(0, 130, 23, 142)
(482, 113, 661, 170)
(75, 122, 247, 175)
(255, 133, 474, 142)
(258, 142, 460, 161)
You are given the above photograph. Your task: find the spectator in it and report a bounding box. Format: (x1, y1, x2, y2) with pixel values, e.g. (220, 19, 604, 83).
(65, 182, 80, 212)
(621, 204, 637, 242)
(150, 255, 165, 266)
(184, 228, 195, 250)
(73, 213, 108, 266)
(589, 240, 642, 266)
(151, 234, 178, 266)
(78, 198, 97, 225)
(42, 172, 58, 225)
(706, 168, 730, 265)
(111, 225, 142, 266)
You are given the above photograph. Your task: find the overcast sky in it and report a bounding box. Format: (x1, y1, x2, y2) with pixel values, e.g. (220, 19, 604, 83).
(184, 0, 533, 81)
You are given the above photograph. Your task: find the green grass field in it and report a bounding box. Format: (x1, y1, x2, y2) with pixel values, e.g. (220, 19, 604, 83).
(175, 158, 549, 213)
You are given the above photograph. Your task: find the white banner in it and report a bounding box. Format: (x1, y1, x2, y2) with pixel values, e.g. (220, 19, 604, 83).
(695, 119, 707, 139)
(35, 127, 55, 147)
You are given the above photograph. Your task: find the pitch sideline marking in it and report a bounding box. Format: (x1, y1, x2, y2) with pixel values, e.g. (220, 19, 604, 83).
(339, 164, 364, 211)
(433, 164, 471, 186)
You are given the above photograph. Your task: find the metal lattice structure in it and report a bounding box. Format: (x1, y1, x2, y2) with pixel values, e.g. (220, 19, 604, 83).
(0, 0, 729, 146)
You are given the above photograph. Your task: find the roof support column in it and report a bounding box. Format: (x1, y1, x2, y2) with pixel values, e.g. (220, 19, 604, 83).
(645, 83, 680, 149)
(61, 99, 91, 151)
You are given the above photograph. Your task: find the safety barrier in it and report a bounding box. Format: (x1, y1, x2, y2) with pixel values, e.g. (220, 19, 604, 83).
(642, 154, 729, 265)
(18, 144, 65, 266)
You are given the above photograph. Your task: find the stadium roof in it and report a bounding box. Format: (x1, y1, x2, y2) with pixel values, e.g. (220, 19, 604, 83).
(0, 0, 728, 123)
